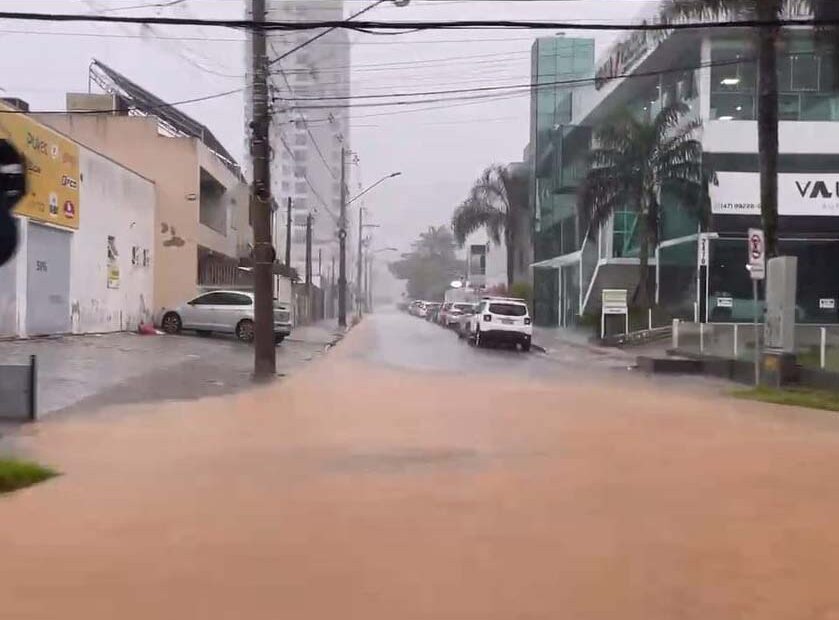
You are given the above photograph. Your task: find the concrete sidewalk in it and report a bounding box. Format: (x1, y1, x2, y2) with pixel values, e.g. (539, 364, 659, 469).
(0, 320, 342, 418)
(532, 325, 671, 363)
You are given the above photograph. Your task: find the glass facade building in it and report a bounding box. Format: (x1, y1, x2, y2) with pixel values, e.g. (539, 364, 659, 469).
(531, 22, 839, 328)
(529, 37, 594, 326)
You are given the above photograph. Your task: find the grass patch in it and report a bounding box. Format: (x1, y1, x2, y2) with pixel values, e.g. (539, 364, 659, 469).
(0, 459, 57, 495)
(733, 386, 839, 413)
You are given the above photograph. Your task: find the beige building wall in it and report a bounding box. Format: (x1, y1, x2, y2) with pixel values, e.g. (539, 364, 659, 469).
(38, 114, 250, 312)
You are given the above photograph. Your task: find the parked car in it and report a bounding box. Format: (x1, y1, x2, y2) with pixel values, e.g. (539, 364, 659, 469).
(425, 302, 442, 322)
(465, 297, 532, 351)
(158, 290, 293, 343)
(456, 303, 480, 339)
(413, 301, 429, 318)
(444, 302, 477, 328)
(437, 302, 454, 325)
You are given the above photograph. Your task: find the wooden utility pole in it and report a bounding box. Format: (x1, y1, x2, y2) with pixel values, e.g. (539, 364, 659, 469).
(338, 146, 348, 327)
(285, 196, 292, 267)
(250, 0, 275, 378)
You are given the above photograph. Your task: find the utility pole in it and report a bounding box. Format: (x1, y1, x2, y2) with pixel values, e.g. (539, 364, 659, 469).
(338, 146, 348, 327)
(285, 196, 292, 267)
(250, 0, 275, 379)
(318, 248, 322, 279)
(356, 206, 364, 314)
(305, 212, 313, 289)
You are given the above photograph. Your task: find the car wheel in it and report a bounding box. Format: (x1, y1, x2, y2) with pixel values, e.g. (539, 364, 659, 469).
(475, 328, 483, 348)
(236, 319, 255, 343)
(521, 341, 531, 352)
(162, 312, 182, 335)
(274, 334, 285, 344)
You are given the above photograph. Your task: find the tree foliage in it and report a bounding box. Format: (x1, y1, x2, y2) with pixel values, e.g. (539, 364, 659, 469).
(389, 226, 465, 301)
(578, 102, 710, 309)
(451, 164, 529, 286)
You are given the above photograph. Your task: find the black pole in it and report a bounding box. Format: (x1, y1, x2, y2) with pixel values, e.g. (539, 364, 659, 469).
(285, 196, 292, 267)
(338, 146, 347, 327)
(250, 0, 275, 379)
(305, 212, 313, 288)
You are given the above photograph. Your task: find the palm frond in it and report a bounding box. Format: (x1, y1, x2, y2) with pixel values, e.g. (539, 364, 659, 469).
(451, 198, 505, 246)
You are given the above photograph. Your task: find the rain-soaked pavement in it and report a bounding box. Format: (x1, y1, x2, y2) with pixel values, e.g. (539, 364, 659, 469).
(3, 311, 839, 619)
(0, 320, 342, 417)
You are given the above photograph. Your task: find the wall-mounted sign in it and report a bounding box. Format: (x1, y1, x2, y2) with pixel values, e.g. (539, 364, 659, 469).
(717, 297, 734, 308)
(595, 25, 650, 90)
(711, 172, 839, 216)
(697, 233, 709, 267)
(0, 102, 80, 230)
(820, 298, 836, 310)
(601, 288, 629, 339)
(748, 228, 765, 281)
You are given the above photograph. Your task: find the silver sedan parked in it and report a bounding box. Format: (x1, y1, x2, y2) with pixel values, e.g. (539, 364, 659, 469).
(157, 290, 293, 343)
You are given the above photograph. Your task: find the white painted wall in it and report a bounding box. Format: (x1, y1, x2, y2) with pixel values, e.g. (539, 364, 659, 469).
(70, 149, 155, 333)
(463, 228, 508, 289)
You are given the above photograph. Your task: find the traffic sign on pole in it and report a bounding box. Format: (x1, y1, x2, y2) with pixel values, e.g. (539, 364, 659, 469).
(748, 228, 765, 280)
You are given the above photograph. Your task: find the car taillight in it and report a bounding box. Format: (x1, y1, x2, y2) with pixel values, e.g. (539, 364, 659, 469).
(524, 318, 532, 325)
(483, 314, 492, 322)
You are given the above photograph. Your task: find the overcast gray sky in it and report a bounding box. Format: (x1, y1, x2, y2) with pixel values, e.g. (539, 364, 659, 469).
(0, 0, 657, 253)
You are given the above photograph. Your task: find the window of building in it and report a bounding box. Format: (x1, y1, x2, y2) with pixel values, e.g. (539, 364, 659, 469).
(294, 213, 310, 226)
(281, 181, 290, 192)
(295, 182, 308, 194)
(711, 35, 839, 121)
(282, 165, 291, 176)
(293, 149, 307, 162)
(294, 133, 307, 146)
(294, 120, 305, 130)
(294, 165, 306, 178)
(295, 197, 307, 210)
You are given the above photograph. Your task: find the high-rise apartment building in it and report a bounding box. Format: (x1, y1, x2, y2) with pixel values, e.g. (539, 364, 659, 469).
(247, 0, 351, 291)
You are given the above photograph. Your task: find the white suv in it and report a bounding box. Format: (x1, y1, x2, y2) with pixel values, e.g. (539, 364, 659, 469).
(467, 297, 532, 351)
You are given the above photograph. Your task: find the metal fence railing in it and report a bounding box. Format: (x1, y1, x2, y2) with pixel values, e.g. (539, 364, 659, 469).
(672, 321, 839, 371)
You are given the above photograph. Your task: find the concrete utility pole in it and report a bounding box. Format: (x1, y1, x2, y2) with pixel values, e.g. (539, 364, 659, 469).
(356, 206, 364, 314)
(305, 212, 313, 289)
(338, 146, 348, 327)
(285, 197, 292, 267)
(250, 0, 275, 379)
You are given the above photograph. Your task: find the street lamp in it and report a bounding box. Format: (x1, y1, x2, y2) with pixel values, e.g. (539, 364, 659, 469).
(339, 170, 402, 325)
(347, 171, 401, 206)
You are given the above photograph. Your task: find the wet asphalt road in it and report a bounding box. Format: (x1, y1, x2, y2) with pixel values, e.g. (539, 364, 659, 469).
(6, 312, 839, 619)
(359, 308, 633, 377)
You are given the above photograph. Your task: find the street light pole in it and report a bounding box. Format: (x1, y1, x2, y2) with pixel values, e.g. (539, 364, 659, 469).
(250, 0, 275, 379)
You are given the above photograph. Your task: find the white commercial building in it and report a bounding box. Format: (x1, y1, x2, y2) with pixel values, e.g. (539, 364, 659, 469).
(0, 107, 155, 338)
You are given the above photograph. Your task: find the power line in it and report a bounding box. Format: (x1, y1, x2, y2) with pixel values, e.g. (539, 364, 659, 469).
(267, 0, 389, 67)
(282, 55, 740, 108)
(0, 12, 833, 32)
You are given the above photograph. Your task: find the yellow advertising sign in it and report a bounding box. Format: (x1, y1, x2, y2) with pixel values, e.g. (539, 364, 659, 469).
(0, 104, 80, 230)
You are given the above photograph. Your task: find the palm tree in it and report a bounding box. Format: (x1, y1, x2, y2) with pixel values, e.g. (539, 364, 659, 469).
(451, 164, 529, 287)
(578, 102, 709, 310)
(661, 0, 838, 258)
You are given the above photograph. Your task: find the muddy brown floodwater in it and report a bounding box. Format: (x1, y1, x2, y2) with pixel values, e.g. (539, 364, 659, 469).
(2, 317, 839, 619)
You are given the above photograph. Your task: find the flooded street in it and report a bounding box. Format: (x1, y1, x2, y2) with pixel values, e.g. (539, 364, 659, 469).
(2, 312, 839, 618)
